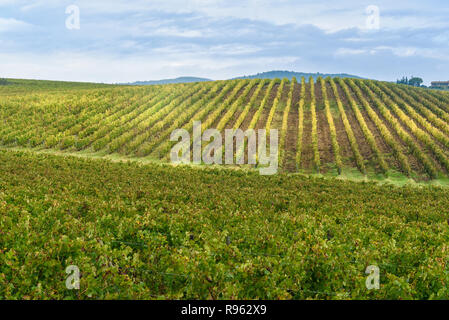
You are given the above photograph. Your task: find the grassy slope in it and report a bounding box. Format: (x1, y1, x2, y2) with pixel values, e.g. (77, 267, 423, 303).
(0, 79, 115, 99)
(0, 149, 448, 299)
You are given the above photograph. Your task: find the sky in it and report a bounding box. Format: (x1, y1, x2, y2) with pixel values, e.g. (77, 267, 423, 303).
(0, 0, 448, 84)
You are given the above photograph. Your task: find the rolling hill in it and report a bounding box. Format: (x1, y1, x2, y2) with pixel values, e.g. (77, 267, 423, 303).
(118, 71, 363, 86)
(233, 70, 363, 81)
(1, 76, 449, 183)
(122, 76, 212, 85)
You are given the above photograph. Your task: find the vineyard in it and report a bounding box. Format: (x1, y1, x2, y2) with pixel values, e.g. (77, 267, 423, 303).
(1, 78, 449, 300)
(1, 77, 449, 183)
(0, 149, 448, 299)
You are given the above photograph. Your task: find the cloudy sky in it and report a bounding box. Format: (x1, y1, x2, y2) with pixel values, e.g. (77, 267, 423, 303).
(0, 0, 448, 84)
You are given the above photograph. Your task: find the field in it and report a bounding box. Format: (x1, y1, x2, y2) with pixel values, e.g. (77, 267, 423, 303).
(2, 77, 449, 184)
(0, 149, 448, 299)
(1, 78, 449, 299)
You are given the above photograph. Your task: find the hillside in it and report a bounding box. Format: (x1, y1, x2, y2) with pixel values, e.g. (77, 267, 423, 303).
(233, 71, 363, 81)
(1, 77, 449, 183)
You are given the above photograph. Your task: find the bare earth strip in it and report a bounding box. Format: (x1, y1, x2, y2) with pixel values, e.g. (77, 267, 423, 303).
(271, 82, 289, 132)
(226, 83, 259, 131)
(239, 83, 268, 132)
(301, 83, 314, 172)
(315, 81, 334, 172)
(284, 82, 300, 172)
(255, 84, 279, 131)
(254, 83, 279, 156)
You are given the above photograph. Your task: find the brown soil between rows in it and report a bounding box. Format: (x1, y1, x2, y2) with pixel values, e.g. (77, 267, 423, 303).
(250, 83, 280, 162)
(225, 82, 259, 131)
(300, 84, 314, 172)
(185, 82, 247, 161)
(239, 83, 270, 131)
(283, 82, 300, 172)
(208, 82, 261, 163)
(269, 83, 289, 167)
(273, 83, 290, 129)
(255, 83, 280, 131)
(225, 82, 269, 165)
(315, 82, 334, 172)
(240, 82, 277, 163)
(209, 81, 254, 131)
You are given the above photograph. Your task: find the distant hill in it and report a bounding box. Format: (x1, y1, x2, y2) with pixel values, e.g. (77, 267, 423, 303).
(232, 71, 364, 81)
(121, 71, 363, 86)
(122, 77, 212, 86)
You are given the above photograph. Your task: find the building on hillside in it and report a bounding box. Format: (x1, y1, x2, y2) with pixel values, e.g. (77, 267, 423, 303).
(430, 81, 449, 89)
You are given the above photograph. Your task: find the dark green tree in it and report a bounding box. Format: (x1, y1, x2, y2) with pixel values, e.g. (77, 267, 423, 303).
(397, 77, 408, 85)
(408, 77, 423, 87)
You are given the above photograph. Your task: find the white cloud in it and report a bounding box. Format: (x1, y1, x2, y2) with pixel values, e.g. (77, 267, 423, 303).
(151, 27, 204, 38)
(335, 48, 367, 56)
(0, 17, 30, 32)
(208, 44, 261, 55)
(369, 46, 449, 61)
(373, 46, 417, 57)
(152, 44, 261, 56)
(10, 0, 449, 32)
(1, 0, 449, 83)
(342, 37, 373, 42)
